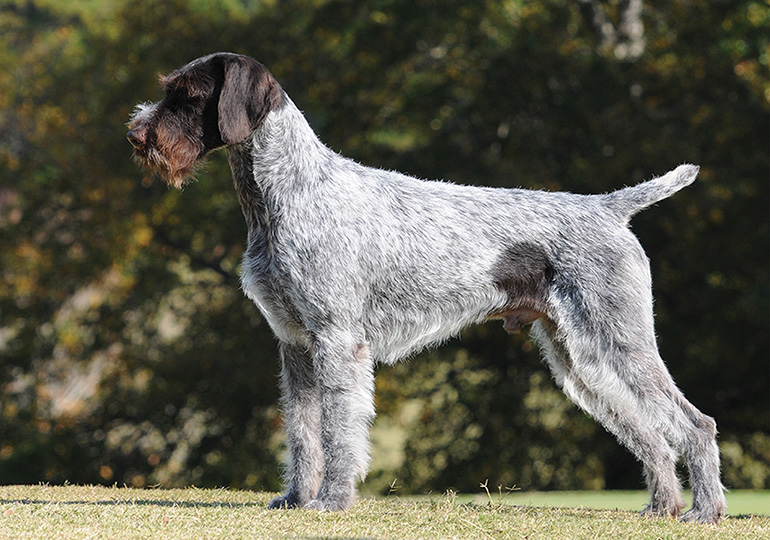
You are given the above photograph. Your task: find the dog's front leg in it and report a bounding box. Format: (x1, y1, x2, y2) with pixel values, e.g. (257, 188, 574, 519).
(267, 342, 324, 509)
(304, 335, 375, 511)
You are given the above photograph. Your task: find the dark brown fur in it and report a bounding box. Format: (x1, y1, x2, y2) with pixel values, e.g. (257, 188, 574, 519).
(127, 53, 282, 187)
(489, 242, 553, 332)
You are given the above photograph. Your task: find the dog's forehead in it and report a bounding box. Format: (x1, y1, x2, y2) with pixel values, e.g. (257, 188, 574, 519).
(129, 102, 158, 123)
(159, 58, 219, 97)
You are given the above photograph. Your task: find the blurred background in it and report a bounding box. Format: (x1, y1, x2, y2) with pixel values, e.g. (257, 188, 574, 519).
(0, 0, 767, 496)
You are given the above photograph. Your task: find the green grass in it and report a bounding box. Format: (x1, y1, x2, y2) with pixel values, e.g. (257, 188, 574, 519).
(458, 488, 770, 516)
(0, 485, 768, 539)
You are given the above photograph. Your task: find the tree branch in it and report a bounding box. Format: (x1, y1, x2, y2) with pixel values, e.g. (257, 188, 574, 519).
(575, 0, 646, 60)
(153, 227, 237, 284)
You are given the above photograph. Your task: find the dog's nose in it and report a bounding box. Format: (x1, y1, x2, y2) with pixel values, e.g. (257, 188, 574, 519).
(126, 128, 144, 148)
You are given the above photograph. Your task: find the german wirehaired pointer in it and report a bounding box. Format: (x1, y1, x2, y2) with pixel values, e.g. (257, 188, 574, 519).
(128, 53, 726, 523)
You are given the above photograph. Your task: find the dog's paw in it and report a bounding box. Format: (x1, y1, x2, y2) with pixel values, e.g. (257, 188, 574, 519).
(303, 497, 352, 512)
(266, 493, 301, 510)
(680, 505, 725, 525)
(640, 502, 681, 519)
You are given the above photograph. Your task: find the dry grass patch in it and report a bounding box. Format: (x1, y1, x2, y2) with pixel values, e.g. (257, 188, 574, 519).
(0, 485, 768, 539)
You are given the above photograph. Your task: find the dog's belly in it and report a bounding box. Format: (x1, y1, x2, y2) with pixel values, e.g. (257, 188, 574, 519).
(362, 285, 511, 364)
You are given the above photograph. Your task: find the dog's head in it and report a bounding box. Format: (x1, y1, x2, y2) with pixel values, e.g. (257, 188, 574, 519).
(127, 53, 282, 188)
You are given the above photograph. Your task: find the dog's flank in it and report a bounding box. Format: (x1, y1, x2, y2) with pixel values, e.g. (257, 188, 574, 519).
(128, 52, 726, 523)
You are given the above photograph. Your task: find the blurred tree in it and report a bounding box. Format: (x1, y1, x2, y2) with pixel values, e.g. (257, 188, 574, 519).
(0, 0, 767, 493)
(0, 0, 283, 489)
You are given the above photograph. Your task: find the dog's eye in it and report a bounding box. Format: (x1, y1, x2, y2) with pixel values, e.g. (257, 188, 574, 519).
(164, 92, 202, 114)
(162, 94, 178, 111)
(165, 98, 188, 114)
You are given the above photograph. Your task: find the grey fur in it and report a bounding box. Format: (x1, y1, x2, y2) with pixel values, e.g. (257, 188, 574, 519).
(128, 53, 726, 523)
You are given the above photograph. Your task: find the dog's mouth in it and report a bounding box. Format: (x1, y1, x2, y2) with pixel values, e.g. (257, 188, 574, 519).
(127, 123, 202, 189)
(131, 146, 195, 189)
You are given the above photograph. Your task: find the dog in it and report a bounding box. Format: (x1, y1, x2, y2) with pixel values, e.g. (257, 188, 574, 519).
(127, 52, 726, 523)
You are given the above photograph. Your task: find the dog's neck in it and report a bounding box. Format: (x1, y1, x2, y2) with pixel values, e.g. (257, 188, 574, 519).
(227, 92, 332, 231)
(251, 92, 331, 192)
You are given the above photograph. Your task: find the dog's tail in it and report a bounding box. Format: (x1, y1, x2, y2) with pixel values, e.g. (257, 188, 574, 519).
(603, 164, 699, 221)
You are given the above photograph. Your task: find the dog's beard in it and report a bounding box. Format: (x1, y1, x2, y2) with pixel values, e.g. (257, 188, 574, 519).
(132, 146, 204, 189)
(129, 103, 207, 189)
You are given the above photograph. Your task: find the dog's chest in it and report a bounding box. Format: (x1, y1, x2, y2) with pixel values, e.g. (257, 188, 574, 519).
(240, 238, 309, 346)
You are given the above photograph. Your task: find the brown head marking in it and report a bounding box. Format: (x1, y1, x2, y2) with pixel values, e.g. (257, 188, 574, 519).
(127, 53, 283, 188)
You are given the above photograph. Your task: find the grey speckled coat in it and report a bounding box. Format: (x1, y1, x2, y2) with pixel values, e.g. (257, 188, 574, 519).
(128, 53, 726, 523)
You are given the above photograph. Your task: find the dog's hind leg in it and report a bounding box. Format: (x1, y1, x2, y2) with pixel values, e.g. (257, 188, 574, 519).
(267, 342, 325, 509)
(532, 319, 686, 518)
(668, 393, 726, 523)
(304, 332, 376, 511)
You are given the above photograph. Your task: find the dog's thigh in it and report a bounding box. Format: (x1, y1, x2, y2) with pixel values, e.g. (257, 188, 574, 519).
(267, 342, 324, 509)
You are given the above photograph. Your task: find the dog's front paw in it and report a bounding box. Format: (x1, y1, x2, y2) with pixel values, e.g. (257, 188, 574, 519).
(266, 493, 301, 510)
(640, 502, 681, 519)
(303, 497, 353, 512)
(681, 504, 726, 525)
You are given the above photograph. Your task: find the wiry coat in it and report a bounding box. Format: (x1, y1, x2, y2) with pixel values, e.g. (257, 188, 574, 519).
(128, 53, 726, 523)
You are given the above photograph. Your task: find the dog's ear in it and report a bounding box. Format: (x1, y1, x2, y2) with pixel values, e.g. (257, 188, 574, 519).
(218, 56, 281, 145)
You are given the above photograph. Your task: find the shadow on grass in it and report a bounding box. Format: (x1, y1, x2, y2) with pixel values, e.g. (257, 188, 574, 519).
(0, 498, 262, 508)
(1, 496, 763, 523)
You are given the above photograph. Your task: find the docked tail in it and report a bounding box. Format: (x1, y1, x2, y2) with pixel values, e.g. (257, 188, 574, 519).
(604, 164, 699, 221)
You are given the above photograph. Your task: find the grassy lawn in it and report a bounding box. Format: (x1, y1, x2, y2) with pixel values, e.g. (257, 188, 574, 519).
(457, 488, 770, 516)
(0, 485, 767, 539)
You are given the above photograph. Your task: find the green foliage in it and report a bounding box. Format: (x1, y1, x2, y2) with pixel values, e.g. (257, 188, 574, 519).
(377, 341, 606, 493)
(721, 432, 770, 490)
(0, 0, 767, 494)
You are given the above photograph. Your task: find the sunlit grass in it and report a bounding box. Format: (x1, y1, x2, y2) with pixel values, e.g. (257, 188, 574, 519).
(0, 485, 768, 539)
(451, 488, 770, 516)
